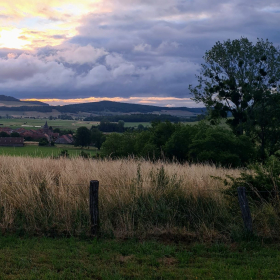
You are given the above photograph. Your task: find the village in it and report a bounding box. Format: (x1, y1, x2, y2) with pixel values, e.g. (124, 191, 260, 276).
(0, 121, 74, 146)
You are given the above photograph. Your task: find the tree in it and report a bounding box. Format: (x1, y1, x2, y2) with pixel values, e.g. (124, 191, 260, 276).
(10, 132, 20, 137)
(39, 138, 49, 146)
(74, 127, 91, 147)
(0, 131, 9, 137)
(190, 37, 280, 160)
(188, 125, 255, 167)
(118, 120, 125, 132)
(101, 133, 135, 157)
(164, 124, 197, 161)
(91, 127, 106, 150)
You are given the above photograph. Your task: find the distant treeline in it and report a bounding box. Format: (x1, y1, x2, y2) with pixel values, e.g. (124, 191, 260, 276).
(84, 114, 182, 122)
(58, 101, 207, 114)
(100, 121, 256, 167)
(0, 101, 206, 115)
(0, 106, 53, 112)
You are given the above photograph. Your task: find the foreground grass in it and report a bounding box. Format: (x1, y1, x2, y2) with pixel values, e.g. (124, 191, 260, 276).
(0, 236, 279, 280)
(0, 156, 242, 238)
(0, 145, 98, 157)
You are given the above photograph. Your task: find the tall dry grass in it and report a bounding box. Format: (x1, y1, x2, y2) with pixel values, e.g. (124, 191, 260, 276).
(0, 156, 244, 239)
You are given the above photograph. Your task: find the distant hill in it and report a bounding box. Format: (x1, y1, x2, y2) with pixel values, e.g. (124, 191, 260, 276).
(0, 96, 206, 118)
(0, 95, 49, 106)
(0, 95, 19, 102)
(57, 101, 206, 115)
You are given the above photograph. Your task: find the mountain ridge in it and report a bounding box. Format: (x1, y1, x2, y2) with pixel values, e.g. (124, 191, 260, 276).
(0, 95, 206, 117)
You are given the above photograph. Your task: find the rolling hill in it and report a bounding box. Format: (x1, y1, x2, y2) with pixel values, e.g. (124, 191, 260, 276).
(0, 95, 206, 118)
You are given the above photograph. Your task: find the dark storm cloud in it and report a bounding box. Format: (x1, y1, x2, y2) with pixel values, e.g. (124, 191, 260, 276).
(1, 0, 280, 104)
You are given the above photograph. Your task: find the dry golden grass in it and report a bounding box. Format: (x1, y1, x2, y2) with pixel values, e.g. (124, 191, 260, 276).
(0, 156, 242, 238)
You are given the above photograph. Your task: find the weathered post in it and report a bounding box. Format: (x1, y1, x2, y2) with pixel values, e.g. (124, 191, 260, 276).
(237, 187, 253, 233)
(90, 180, 99, 235)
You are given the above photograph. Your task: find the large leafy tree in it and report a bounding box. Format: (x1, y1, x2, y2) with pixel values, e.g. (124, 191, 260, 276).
(90, 127, 106, 150)
(189, 38, 280, 160)
(74, 127, 91, 147)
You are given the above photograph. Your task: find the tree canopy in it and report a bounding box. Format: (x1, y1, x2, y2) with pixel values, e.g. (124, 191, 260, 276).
(74, 127, 91, 147)
(189, 37, 280, 160)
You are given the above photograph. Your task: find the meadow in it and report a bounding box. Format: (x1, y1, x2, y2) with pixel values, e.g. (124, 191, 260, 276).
(0, 144, 98, 158)
(0, 155, 278, 241)
(0, 236, 279, 279)
(0, 118, 99, 131)
(1, 156, 280, 279)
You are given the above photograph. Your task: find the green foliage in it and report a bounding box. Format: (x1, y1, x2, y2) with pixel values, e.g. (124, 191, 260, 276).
(60, 149, 69, 157)
(164, 124, 197, 161)
(80, 151, 90, 158)
(101, 121, 255, 166)
(38, 138, 49, 146)
(10, 132, 20, 137)
(74, 127, 91, 147)
(90, 127, 105, 150)
(98, 119, 125, 132)
(84, 113, 182, 122)
(225, 156, 280, 201)
(190, 37, 280, 161)
(189, 124, 255, 167)
(101, 132, 135, 157)
(0, 131, 9, 137)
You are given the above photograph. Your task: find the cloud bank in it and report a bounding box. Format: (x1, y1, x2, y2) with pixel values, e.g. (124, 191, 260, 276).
(0, 0, 280, 106)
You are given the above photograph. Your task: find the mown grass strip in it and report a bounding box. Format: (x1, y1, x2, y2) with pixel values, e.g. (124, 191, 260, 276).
(0, 236, 280, 280)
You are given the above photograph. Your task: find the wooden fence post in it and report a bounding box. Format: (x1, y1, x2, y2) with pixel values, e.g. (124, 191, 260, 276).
(237, 187, 253, 233)
(90, 180, 99, 235)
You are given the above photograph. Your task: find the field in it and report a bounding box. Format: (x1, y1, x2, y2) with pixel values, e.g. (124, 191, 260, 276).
(0, 118, 199, 131)
(0, 118, 153, 131)
(0, 156, 241, 238)
(0, 144, 98, 157)
(1, 156, 280, 278)
(0, 236, 279, 279)
(0, 118, 99, 131)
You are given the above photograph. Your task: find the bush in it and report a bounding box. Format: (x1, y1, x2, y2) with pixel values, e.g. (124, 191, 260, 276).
(38, 138, 49, 146)
(80, 151, 90, 158)
(189, 125, 255, 167)
(60, 150, 69, 157)
(225, 156, 280, 201)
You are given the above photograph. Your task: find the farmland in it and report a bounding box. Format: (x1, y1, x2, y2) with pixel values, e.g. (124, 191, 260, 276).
(0, 144, 98, 157)
(0, 118, 99, 131)
(0, 118, 154, 131)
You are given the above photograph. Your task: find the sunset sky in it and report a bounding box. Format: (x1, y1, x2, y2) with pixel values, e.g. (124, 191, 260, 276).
(0, 1, 280, 107)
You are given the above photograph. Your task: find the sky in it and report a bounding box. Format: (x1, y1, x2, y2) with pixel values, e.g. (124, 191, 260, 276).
(0, 1, 280, 107)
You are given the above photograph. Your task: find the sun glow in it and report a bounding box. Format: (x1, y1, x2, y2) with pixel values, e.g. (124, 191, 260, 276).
(0, 0, 106, 50)
(0, 29, 31, 49)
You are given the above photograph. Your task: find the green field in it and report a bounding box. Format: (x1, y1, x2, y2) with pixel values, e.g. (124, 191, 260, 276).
(0, 118, 212, 133)
(0, 118, 154, 131)
(0, 236, 279, 280)
(0, 118, 100, 131)
(0, 144, 98, 158)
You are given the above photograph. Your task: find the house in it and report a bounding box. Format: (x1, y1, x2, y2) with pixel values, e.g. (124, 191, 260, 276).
(55, 134, 74, 144)
(0, 137, 24, 147)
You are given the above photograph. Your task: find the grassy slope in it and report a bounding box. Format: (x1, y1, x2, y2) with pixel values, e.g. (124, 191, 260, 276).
(0, 236, 279, 280)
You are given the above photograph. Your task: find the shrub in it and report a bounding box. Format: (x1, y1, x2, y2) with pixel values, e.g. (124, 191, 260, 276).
(60, 149, 69, 157)
(38, 138, 49, 146)
(224, 156, 280, 201)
